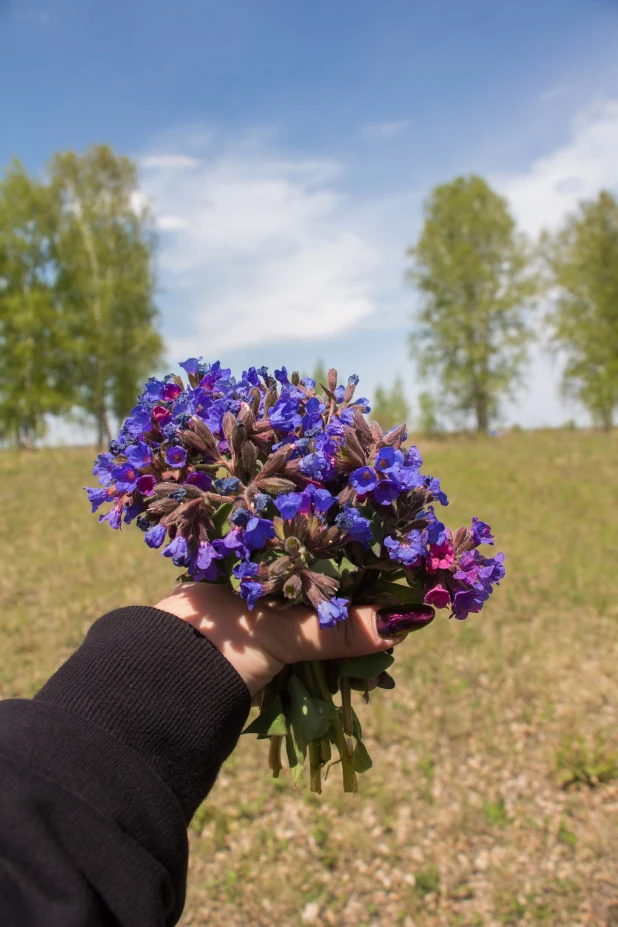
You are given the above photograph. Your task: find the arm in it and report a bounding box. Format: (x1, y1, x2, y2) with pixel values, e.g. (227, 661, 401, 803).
(0, 587, 430, 927)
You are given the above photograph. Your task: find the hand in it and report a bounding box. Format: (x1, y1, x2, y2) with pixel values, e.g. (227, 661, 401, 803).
(156, 583, 435, 696)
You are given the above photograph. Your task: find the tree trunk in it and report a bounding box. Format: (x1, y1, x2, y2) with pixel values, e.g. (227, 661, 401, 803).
(475, 394, 489, 434)
(96, 404, 111, 450)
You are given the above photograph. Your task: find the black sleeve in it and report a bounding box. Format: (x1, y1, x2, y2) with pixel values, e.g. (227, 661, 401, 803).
(0, 605, 252, 927)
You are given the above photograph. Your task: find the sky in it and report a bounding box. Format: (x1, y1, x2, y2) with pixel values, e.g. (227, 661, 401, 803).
(2, 0, 618, 436)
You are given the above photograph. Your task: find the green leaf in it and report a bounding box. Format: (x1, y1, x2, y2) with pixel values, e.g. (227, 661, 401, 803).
(338, 651, 395, 679)
(286, 674, 328, 752)
(212, 502, 234, 534)
(352, 738, 373, 773)
(310, 559, 340, 580)
(338, 556, 358, 576)
(374, 580, 424, 604)
(242, 697, 287, 737)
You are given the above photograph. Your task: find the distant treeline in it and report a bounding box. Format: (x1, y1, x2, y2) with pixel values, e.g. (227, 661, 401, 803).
(1, 147, 617, 446)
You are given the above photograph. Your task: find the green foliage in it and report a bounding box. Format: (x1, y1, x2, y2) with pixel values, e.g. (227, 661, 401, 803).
(417, 390, 441, 437)
(414, 864, 440, 897)
(555, 733, 618, 788)
(543, 190, 618, 430)
(0, 162, 74, 445)
(49, 144, 163, 446)
(483, 796, 510, 826)
(312, 359, 327, 396)
(372, 374, 410, 431)
(408, 174, 537, 432)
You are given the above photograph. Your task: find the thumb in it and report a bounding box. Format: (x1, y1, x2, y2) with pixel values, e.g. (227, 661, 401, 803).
(280, 602, 436, 664)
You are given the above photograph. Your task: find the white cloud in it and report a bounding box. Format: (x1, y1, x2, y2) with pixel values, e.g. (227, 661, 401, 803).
(140, 135, 381, 356)
(492, 100, 618, 236)
(361, 119, 410, 139)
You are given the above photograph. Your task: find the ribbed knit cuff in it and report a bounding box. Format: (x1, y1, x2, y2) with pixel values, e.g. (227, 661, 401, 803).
(34, 606, 252, 823)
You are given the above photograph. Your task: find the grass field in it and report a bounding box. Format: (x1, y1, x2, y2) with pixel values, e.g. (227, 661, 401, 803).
(1, 431, 617, 927)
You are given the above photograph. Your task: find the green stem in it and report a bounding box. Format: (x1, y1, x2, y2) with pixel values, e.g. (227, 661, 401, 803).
(268, 735, 283, 777)
(308, 742, 322, 794)
(310, 661, 357, 793)
(340, 676, 353, 736)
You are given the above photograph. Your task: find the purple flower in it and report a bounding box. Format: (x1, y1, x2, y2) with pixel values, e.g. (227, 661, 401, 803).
(335, 506, 373, 547)
(192, 562, 220, 582)
(470, 516, 494, 546)
(424, 584, 451, 608)
(152, 405, 172, 428)
(275, 492, 304, 520)
(452, 587, 486, 620)
(405, 445, 423, 469)
(317, 596, 349, 629)
(99, 506, 122, 530)
(124, 405, 152, 437)
(125, 440, 153, 469)
(350, 466, 377, 493)
(384, 530, 426, 567)
(162, 535, 188, 564)
(299, 452, 332, 481)
(220, 528, 249, 560)
(179, 357, 203, 376)
(111, 462, 139, 492)
(392, 466, 423, 492)
(142, 377, 165, 401)
(184, 471, 212, 492)
(136, 474, 156, 495)
(165, 446, 187, 468)
(375, 447, 403, 474)
(274, 366, 289, 385)
(85, 486, 112, 512)
(92, 453, 115, 486)
(269, 399, 302, 433)
(244, 516, 276, 551)
(145, 524, 167, 549)
(233, 560, 260, 580)
(425, 475, 448, 506)
(373, 479, 400, 506)
(424, 508, 447, 545)
(196, 540, 221, 571)
(162, 381, 182, 402)
(311, 487, 335, 513)
(240, 580, 265, 610)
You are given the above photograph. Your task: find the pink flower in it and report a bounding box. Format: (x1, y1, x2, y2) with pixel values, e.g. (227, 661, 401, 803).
(427, 540, 455, 573)
(424, 584, 451, 608)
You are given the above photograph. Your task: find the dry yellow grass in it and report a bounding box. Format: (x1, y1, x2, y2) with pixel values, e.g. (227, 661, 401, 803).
(1, 430, 617, 926)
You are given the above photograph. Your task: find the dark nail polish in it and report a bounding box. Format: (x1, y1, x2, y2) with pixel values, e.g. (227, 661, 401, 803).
(376, 604, 435, 638)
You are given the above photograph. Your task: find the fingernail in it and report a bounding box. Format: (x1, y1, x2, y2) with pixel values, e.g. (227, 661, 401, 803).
(376, 604, 435, 638)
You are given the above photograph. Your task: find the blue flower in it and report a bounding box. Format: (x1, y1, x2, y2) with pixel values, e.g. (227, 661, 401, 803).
(243, 516, 276, 551)
(350, 466, 377, 493)
(470, 516, 494, 546)
(384, 530, 426, 567)
(375, 447, 403, 474)
(99, 506, 122, 530)
(335, 506, 373, 547)
(405, 445, 423, 469)
(299, 452, 332, 480)
(85, 486, 111, 512)
(124, 405, 152, 438)
(424, 508, 447, 545)
(317, 596, 349, 629)
(233, 560, 260, 579)
(165, 446, 187, 468)
(162, 534, 188, 566)
(334, 385, 345, 402)
(230, 507, 251, 527)
(196, 540, 221, 571)
(125, 440, 152, 469)
(348, 374, 359, 387)
(254, 493, 271, 513)
(269, 399, 302, 433)
(92, 453, 115, 486)
(214, 476, 241, 495)
(145, 524, 167, 549)
(240, 580, 265, 610)
(141, 377, 166, 401)
(179, 357, 203, 376)
(425, 475, 449, 506)
(111, 462, 139, 492)
(373, 479, 400, 505)
(392, 465, 423, 492)
(123, 502, 142, 524)
(275, 492, 304, 520)
(311, 487, 335, 513)
(274, 366, 289, 385)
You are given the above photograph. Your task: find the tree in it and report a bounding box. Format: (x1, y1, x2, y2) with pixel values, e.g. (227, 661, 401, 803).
(49, 145, 163, 447)
(417, 390, 441, 437)
(311, 359, 328, 397)
(407, 175, 536, 433)
(0, 161, 73, 446)
(543, 190, 618, 430)
(371, 374, 410, 431)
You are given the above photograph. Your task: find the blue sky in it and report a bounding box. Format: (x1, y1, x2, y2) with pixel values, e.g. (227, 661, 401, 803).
(2, 0, 618, 433)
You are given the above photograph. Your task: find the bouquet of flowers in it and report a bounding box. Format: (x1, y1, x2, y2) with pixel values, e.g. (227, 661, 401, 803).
(86, 360, 505, 793)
